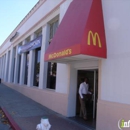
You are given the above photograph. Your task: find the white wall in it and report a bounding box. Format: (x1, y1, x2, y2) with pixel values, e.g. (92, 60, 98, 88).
(67, 66, 77, 116)
(59, 0, 73, 22)
(56, 64, 70, 94)
(101, 0, 130, 104)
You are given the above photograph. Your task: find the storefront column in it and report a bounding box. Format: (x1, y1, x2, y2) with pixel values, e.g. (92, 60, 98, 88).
(3, 55, 6, 80)
(8, 47, 14, 82)
(55, 64, 70, 94)
(1, 56, 4, 79)
(67, 67, 77, 116)
(19, 40, 26, 85)
(4, 51, 8, 82)
(0, 57, 2, 79)
(1, 56, 3, 79)
(1, 57, 3, 78)
(0, 58, 1, 78)
(0, 57, 2, 78)
(3, 54, 7, 81)
(39, 25, 49, 89)
(14, 45, 19, 84)
(56, 64, 77, 116)
(27, 34, 36, 87)
(5, 51, 10, 82)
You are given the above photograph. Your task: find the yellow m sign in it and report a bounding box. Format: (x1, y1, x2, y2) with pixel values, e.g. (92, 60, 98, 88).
(87, 30, 102, 48)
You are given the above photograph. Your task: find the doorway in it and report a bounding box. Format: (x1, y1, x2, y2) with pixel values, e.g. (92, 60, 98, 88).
(70, 69, 98, 129)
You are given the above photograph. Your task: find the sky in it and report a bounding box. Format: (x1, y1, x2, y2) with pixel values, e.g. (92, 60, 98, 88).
(0, 0, 39, 45)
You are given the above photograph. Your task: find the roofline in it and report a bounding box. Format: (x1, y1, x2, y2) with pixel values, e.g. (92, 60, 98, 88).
(0, 0, 46, 48)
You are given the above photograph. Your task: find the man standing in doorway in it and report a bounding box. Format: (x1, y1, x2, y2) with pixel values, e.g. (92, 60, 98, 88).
(79, 77, 91, 120)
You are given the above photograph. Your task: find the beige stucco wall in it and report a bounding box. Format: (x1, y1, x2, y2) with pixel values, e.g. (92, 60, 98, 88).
(97, 100, 130, 130)
(3, 82, 69, 116)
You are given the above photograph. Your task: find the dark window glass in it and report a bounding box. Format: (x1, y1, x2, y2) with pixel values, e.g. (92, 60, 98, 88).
(24, 52, 29, 85)
(47, 63, 57, 89)
(18, 54, 21, 83)
(47, 20, 58, 89)
(35, 30, 42, 38)
(33, 48, 41, 86)
(49, 20, 58, 40)
(12, 48, 16, 82)
(6, 51, 10, 81)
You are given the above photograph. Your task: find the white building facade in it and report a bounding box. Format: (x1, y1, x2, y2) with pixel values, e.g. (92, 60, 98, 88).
(0, 0, 130, 130)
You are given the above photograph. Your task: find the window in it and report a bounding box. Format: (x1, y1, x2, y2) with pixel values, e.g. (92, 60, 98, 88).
(17, 43, 22, 83)
(47, 62, 57, 89)
(26, 36, 30, 43)
(24, 52, 29, 85)
(33, 48, 41, 86)
(32, 28, 42, 87)
(6, 51, 10, 81)
(17, 54, 21, 83)
(24, 37, 30, 85)
(49, 20, 59, 40)
(35, 28, 42, 38)
(12, 47, 16, 82)
(47, 18, 59, 89)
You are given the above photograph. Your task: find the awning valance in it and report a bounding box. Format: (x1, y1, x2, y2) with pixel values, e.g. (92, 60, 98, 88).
(44, 0, 107, 62)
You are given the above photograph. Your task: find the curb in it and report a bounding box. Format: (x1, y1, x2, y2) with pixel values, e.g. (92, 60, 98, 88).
(1, 107, 21, 130)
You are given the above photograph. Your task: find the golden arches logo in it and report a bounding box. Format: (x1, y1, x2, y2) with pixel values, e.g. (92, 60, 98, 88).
(87, 30, 102, 48)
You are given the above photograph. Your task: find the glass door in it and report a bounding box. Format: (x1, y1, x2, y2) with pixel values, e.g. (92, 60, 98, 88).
(77, 69, 98, 119)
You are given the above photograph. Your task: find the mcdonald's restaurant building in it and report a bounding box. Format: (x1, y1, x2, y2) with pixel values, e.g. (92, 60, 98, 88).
(0, 0, 130, 130)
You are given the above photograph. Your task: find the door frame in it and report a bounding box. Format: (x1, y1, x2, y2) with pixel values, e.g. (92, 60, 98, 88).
(76, 69, 98, 119)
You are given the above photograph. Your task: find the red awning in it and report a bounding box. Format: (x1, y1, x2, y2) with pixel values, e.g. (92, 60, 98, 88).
(45, 0, 107, 62)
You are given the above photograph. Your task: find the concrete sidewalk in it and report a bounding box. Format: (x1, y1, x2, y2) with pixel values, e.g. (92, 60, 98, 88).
(0, 83, 93, 130)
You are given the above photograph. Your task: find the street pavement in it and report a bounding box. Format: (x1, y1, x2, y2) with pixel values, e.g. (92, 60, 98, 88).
(0, 83, 93, 130)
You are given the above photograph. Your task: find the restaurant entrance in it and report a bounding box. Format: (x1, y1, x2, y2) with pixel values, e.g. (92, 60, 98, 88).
(70, 69, 98, 129)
